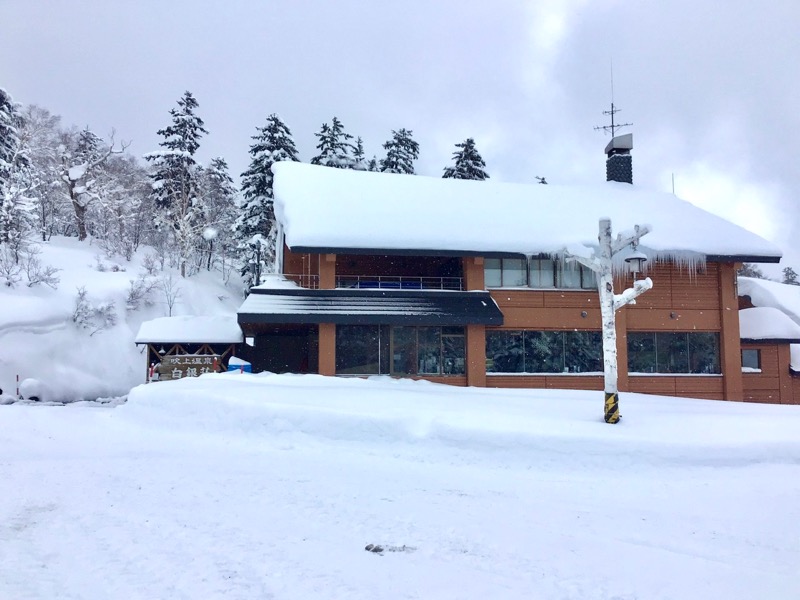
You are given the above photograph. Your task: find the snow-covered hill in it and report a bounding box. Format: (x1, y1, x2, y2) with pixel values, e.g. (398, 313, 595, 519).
(0, 237, 242, 402)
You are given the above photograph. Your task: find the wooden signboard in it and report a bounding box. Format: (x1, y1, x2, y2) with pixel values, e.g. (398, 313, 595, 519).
(155, 355, 221, 381)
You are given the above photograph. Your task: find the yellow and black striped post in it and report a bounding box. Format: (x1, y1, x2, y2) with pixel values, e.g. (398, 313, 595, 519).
(604, 391, 620, 424)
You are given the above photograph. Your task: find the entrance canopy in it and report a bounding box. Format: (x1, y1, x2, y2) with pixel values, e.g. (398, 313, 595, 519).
(237, 289, 503, 326)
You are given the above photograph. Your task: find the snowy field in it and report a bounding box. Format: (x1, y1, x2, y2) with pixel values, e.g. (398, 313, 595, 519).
(2, 374, 799, 600)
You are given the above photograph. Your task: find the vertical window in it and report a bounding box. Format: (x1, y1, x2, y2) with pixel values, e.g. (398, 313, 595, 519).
(417, 327, 442, 375)
(688, 332, 721, 374)
(528, 259, 555, 288)
(442, 327, 466, 375)
(486, 331, 525, 373)
(627, 332, 656, 373)
(741, 349, 761, 370)
(503, 258, 527, 286)
(656, 332, 688, 374)
(565, 331, 603, 372)
(391, 326, 417, 375)
(524, 331, 563, 372)
(484, 258, 502, 287)
(557, 262, 582, 289)
(336, 325, 381, 374)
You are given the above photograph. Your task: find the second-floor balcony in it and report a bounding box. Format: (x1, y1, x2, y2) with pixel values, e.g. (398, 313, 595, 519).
(283, 273, 463, 291)
(336, 275, 463, 291)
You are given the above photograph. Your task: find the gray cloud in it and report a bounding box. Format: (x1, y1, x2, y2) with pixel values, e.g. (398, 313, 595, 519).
(2, 0, 798, 268)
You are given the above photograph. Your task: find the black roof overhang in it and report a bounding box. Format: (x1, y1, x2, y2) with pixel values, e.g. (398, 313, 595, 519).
(237, 288, 504, 326)
(741, 337, 800, 344)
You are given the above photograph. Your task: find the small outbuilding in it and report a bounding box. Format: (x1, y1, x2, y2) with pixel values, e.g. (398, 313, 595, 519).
(135, 316, 243, 382)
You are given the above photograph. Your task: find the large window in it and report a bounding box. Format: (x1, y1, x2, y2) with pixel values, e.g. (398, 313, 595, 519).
(486, 330, 602, 374)
(627, 332, 720, 374)
(335, 325, 465, 376)
(486, 257, 596, 289)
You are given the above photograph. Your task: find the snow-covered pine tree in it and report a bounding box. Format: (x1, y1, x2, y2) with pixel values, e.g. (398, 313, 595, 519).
(367, 156, 379, 172)
(144, 91, 208, 277)
(236, 114, 299, 288)
(442, 138, 489, 180)
(738, 263, 765, 279)
(0, 88, 20, 189)
(379, 128, 419, 174)
(310, 117, 354, 169)
(199, 157, 237, 273)
(782, 266, 799, 285)
(352, 137, 367, 171)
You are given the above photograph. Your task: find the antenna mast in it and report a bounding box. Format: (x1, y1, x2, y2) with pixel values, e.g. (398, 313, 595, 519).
(594, 60, 632, 137)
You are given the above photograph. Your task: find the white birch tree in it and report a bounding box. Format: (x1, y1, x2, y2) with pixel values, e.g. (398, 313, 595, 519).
(565, 218, 652, 423)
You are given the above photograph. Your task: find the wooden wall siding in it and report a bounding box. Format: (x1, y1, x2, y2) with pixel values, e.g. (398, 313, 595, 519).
(628, 376, 724, 400)
(283, 247, 320, 277)
(625, 309, 720, 331)
(718, 262, 743, 401)
(462, 257, 484, 291)
(753, 343, 800, 404)
(621, 261, 721, 311)
(466, 324, 487, 387)
(319, 253, 336, 289)
(490, 291, 602, 329)
(486, 375, 603, 390)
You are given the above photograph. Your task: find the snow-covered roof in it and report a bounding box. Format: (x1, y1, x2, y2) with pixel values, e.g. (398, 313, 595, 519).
(739, 307, 800, 342)
(272, 163, 782, 262)
(738, 278, 800, 326)
(135, 316, 242, 344)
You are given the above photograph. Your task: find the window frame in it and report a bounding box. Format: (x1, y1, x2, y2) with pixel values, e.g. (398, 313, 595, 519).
(485, 256, 598, 290)
(627, 331, 721, 375)
(741, 348, 761, 371)
(485, 329, 603, 374)
(335, 325, 465, 376)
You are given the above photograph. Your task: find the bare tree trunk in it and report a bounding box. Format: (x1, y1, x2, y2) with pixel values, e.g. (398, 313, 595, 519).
(72, 197, 88, 241)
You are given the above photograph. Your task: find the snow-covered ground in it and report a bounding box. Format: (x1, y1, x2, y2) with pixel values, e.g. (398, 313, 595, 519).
(2, 374, 798, 599)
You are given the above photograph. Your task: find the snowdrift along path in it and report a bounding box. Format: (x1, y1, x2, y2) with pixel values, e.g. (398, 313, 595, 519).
(1, 374, 799, 600)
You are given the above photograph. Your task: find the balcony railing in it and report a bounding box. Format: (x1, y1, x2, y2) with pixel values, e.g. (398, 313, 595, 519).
(281, 274, 464, 291)
(335, 275, 463, 291)
(283, 273, 320, 289)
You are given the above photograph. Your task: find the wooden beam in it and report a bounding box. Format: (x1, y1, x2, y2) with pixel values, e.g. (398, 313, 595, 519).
(719, 263, 743, 401)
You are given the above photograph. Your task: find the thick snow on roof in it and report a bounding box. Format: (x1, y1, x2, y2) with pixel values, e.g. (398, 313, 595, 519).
(739, 307, 800, 341)
(272, 163, 781, 261)
(738, 278, 800, 326)
(135, 316, 242, 344)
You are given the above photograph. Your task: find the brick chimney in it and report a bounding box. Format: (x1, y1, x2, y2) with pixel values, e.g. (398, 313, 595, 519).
(605, 133, 633, 184)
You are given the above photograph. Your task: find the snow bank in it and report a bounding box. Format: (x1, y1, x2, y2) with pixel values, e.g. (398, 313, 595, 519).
(122, 373, 800, 466)
(272, 162, 781, 261)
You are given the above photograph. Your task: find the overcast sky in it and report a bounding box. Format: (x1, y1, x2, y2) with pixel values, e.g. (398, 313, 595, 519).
(3, 0, 798, 271)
